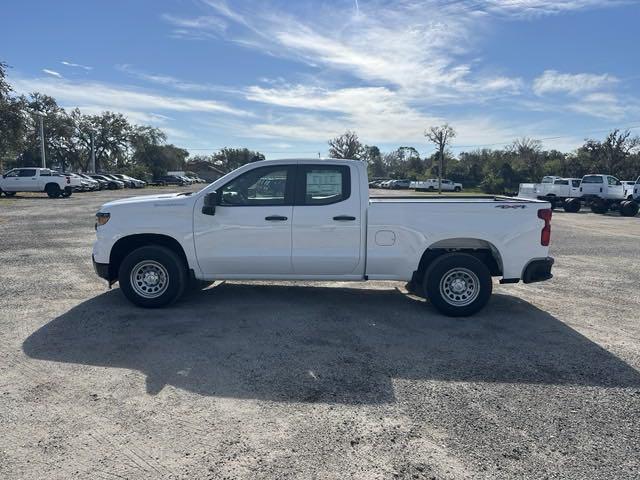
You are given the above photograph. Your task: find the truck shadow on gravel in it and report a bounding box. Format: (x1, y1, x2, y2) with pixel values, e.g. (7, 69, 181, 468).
(23, 284, 640, 404)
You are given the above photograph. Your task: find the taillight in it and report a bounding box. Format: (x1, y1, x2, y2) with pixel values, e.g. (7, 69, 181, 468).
(538, 208, 552, 246)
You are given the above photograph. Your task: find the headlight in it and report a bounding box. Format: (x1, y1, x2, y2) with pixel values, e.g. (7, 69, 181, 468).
(95, 212, 110, 229)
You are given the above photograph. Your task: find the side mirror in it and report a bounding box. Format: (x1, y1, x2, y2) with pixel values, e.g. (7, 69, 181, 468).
(202, 191, 217, 216)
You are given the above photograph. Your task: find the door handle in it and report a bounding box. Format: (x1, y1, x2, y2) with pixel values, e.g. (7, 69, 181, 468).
(265, 215, 288, 221)
(333, 215, 356, 221)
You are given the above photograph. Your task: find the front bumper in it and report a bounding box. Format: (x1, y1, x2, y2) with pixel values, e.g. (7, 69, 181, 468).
(522, 257, 554, 284)
(92, 254, 111, 281)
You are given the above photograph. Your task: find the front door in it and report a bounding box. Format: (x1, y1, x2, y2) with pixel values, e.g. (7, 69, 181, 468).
(194, 164, 295, 276)
(291, 164, 362, 275)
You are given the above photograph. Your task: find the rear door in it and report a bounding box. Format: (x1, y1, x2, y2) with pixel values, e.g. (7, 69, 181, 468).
(291, 164, 362, 275)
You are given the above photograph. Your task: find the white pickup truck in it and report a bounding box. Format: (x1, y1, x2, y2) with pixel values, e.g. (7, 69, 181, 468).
(0, 167, 74, 198)
(518, 177, 582, 211)
(412, 178, 463, 192)
(92, 159, 554, 316)
(579, 174, 639, 216)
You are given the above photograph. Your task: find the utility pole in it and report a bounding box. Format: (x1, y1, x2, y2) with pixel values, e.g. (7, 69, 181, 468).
(90, 130, 96, 173)
(32, 111, 46, 168)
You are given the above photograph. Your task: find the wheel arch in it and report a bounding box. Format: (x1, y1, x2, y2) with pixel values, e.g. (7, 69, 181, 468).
(108, 233, 189, 281)
(412, 238, 503, 284)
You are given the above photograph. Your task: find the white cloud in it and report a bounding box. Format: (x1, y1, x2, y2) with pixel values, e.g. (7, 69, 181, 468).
(42, 69, 62, 78)
(61, 61, 92, 71)
(533, 70, 618, 96)
(11, 76, 252, 117)
(482, 0, 629, 16)
(569, 93, 628, 120)
(116, 64, 236, 94)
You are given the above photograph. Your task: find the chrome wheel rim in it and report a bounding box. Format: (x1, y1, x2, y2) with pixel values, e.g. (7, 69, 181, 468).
(439, 268, 480, 307)
(130, 260, 169, 298)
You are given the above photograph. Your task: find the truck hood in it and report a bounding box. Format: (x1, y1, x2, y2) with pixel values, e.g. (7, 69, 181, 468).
(101, 192, 193, 209)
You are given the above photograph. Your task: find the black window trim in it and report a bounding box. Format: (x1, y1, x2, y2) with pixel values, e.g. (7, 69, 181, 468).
(216, 164, 296, 207)
(294, 164, 351, 206)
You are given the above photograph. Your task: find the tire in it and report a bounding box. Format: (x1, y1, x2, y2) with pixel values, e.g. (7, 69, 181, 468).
(4, 191, 16, 197)
(45, 183, 61, 198)
(59, 187, 72, 198)
(108, 182, 117, 190)
(620, 200, 639, 217)
(454, 187, 461, 192)
(423, 253, 493, 317)
(428, 186, 435, 191)
(548, 197, 557, 210)
(590, 199, 608, 214)
(118, 245, 187, 308)
(563, 198, 581, 213)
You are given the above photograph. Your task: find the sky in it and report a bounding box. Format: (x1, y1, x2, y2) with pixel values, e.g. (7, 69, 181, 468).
(2, 0, 640, 158)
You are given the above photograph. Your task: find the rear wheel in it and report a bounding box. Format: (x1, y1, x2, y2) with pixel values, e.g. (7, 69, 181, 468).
(454, 186, 461, 192)
(590, 199, 608, 214)
(4, 191, 16, 197)
(423, 253, 492, 317)
(45, 183, 61, 198)
(620, 200, 639, 217)
(118, 245, 187, 308)
(59, 187, 72, 198)
(563, 198, 581, 213)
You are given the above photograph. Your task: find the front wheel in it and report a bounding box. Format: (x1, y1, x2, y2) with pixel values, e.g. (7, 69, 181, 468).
(4, 191, 16, 197)
(118, 246, 187, 308)
(423, 253, 492, 317)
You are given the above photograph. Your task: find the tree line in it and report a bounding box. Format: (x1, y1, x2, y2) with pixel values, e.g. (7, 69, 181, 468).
(329, 128, 640, 193)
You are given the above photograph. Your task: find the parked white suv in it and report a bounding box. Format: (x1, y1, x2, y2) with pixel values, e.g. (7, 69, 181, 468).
(0, 167, 74, 198)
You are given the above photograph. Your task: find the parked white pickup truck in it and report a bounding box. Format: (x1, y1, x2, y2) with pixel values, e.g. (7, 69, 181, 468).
(92, 159, 554, 316)
(412, 178, 463, 192)
(579, 174, 639, 216)
(518, 177, 582, 211)
(0, 167, 74, 198)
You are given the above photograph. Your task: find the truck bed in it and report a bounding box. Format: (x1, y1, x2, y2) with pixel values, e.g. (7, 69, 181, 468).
(365, 195, 550, 281)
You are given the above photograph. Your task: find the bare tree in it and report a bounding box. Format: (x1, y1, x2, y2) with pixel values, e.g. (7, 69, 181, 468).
(328, 130, 364, 159)
(425, 124, 456, 194)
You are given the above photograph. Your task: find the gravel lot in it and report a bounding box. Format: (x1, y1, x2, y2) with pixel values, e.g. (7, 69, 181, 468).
(1, 187, 639, 479)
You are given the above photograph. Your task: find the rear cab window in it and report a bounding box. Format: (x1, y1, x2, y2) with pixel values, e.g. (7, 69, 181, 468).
(296, 165, 351, 206)
(581, 175, 603, 184)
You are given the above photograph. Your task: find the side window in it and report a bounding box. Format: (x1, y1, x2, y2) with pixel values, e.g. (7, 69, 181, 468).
(297, 165, 350, 206)
(608, 176, 620, 186)
(40, 169, 51, 176)
(582, 176, 603, 184)
(571, 180, 581, 188)
(18, 169, 36, 177)
(219, 166, 291, 206)
(4, 169, 19, 178)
